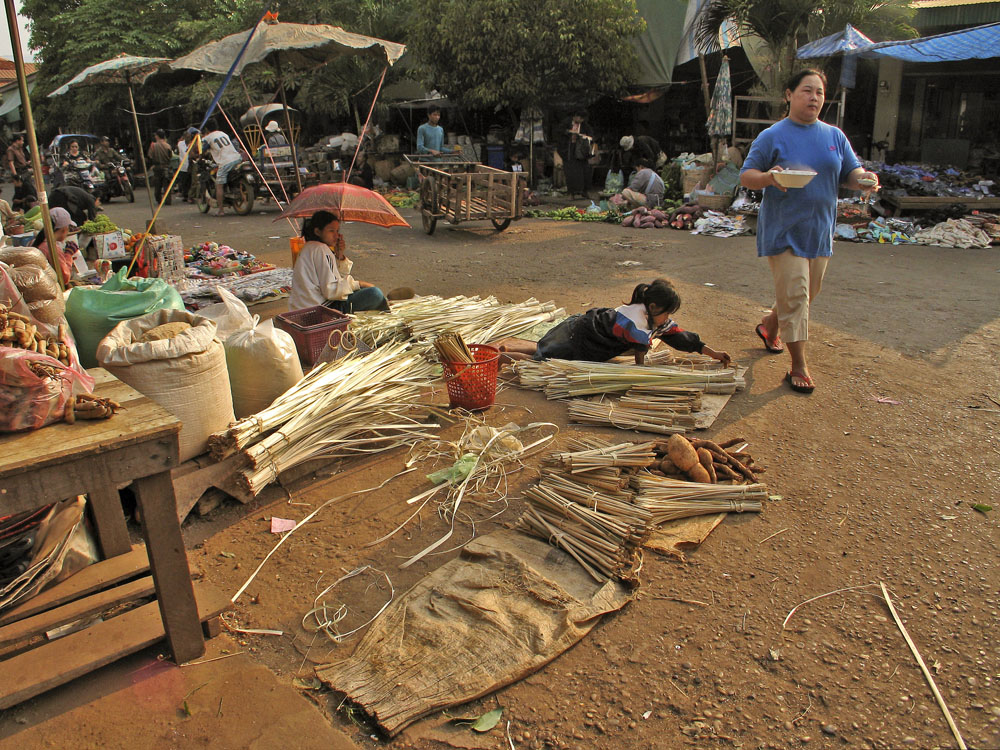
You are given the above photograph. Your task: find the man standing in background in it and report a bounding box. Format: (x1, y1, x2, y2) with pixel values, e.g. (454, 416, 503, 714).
(5, 134, 28, 178)
(416, 107, 445, 156)
(147, 129, 173, 205)
(176, 131, 192, 203)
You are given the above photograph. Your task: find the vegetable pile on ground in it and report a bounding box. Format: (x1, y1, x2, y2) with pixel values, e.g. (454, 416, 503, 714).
(524, 207, 619, 223)
(80, 215, 118, 235)
(383, 190, 419, 208)
(653, 434, 763, 484)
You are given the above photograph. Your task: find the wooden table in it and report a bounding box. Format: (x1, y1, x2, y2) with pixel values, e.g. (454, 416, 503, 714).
(876, 194, 1000, 217)
(0, 369, 214, 706)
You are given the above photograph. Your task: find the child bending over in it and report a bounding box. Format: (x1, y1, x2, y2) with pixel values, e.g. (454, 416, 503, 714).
(496, 279, 730, 366)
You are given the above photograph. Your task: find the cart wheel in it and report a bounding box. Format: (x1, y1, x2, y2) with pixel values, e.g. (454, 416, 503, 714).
(422, 211, 437, 235)
(491, 218, 511, 232)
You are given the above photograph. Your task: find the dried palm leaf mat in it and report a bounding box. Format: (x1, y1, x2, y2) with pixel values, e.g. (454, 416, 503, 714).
(208, 342, 442, 495)
(351, 295, 565, 350)
(518, 436, 768, 584)
(515, 358, 745, 399)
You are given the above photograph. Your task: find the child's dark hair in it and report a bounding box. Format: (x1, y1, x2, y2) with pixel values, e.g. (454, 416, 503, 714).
(629, 278, 681, 315)
(301, 210, 339, 240)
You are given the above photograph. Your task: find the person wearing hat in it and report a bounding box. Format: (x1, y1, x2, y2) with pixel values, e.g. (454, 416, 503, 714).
(147, 129, 174, 205)
(94, 136, 118, 172)
(264, 120, 288, 147)
(620, 134, 666, 171)
(32, 207, 79, 285)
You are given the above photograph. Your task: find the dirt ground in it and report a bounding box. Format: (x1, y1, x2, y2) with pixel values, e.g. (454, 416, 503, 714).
(2, 188, 999, 750)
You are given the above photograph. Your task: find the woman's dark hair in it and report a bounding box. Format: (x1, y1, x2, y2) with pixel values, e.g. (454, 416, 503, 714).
(784, 69, 827, 96)
(629, 278, 681, 315)
(301, 210, 339, 240)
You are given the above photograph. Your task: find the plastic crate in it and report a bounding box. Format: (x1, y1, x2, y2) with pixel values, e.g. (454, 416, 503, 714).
(274, 305, 351, 366)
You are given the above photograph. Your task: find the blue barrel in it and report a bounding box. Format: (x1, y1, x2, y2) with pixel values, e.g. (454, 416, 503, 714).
(486, 145, 505, 169)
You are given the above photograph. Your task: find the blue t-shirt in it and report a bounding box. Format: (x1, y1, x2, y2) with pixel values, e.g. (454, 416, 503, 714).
(416, 123, 444, 154)
(741, 118, 860, 258)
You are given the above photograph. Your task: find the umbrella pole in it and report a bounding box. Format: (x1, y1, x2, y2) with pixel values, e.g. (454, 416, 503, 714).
(127, 80, 157, 230)
(697, 54, 715, 167)
(274, 53, 303, 195)
(3, 0, 61, 290)
(528, 109, 534, 189)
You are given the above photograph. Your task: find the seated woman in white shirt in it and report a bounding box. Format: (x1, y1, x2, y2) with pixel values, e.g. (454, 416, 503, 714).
(288, 210, 389, 313)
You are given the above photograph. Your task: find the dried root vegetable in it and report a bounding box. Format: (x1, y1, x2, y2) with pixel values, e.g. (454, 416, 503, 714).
(653, 435, 765, 484)
(68, 394, 121, 422)
(666, 434, 699, 472)
(0, 304, 72, 366)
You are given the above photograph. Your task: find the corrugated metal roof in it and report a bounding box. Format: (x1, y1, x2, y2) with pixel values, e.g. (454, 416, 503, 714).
(913, 1, 1000, 27)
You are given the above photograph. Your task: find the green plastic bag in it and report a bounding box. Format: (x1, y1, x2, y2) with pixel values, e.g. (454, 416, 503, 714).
(65, 268, 185, 368)
(427, 453, 479, 485)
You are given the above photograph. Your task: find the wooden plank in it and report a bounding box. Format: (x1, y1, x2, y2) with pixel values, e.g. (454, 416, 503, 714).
(0, 580, 229, 710)
(0, 372, 180, 480)
(133, 471, 204, 663)
(0, 575, 155, 648)
(882, 195, 1000, 209)
(0, 437, 179, 514)
(172, 453, 251, 523)
(0, 545, 149, 625)
(84, 481, 132, 559)
(466, 177, 472, 221)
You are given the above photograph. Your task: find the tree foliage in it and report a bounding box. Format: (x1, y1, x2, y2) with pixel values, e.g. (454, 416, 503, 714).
(695, 0, 916, 95)
(407, 0, 645, 109)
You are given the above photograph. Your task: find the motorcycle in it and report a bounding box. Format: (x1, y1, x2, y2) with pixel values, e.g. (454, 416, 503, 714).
(194, 157, 255, 216)
(98, 159, 134, 203)
(63, 157, 98, 194)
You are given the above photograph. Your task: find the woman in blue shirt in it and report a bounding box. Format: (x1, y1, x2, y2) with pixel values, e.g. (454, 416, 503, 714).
(741, 69, 879, 393)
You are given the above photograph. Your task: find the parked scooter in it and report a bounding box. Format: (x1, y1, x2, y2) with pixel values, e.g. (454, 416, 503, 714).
(194, 156, 255, 215)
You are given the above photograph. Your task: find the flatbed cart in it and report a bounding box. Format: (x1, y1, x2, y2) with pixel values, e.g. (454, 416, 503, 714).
(405, 154, 526, 235)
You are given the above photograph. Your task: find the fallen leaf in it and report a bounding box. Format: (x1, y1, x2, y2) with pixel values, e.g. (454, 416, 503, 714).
(939, 515, 957, 520)
(972, 504, 993, 514)
(472, 708, 503, 733)
(219, 551, 235, 559)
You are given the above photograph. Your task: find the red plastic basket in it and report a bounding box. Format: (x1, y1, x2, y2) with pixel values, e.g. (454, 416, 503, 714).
(274, 305, 351, 366)
(441, 344, 500, 411)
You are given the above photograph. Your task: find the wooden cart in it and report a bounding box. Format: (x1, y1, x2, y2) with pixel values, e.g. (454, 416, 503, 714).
(406, 155, 525, 235)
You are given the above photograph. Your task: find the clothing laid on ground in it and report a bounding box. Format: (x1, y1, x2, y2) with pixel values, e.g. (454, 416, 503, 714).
(289, 240, 361, 310)
(535, 303, 704, 362)
(741, 118, 860, 259)
(416, 123, 445, 154)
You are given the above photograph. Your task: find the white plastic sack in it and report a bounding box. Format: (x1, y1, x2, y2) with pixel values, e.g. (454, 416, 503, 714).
(96, 309, 235, 462)
(226, 317, 303, 418)
(193, 286, 254, 342)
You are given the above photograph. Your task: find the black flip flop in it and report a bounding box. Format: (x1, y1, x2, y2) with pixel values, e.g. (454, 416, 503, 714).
(755, 324, 784, 354)
(784, 371, 815, 394)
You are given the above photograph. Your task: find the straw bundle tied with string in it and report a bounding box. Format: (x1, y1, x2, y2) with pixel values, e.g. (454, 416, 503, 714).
(631, 475, 768, 524)
(207, 342, 442, 495)
(433, 331, 474, 365)
(515, 359, 745, 399)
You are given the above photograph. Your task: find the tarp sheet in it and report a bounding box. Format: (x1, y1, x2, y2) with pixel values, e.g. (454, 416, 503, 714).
(634, 0, 690, 87)
(796, 24, 876, 59)
(860, 21, 1000, 62)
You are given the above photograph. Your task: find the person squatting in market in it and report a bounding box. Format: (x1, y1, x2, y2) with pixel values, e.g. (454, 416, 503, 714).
(10, 173, 37, 212)
(49, 185, 99, 227)
(559, 111, 595, 199)
(417, 107, 445, 156)
(31, 207, 78, 285)
(621, 159, 665, 209)
(493, 279, 731, 367)
(147, 129, 174, 206)
(740, 68, 879, 394)
(288, 210, 390, 314)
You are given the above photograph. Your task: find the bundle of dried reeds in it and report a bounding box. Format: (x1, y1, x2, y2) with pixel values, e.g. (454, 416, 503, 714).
(516, 359, 744, 399)
(566, 398, 696, 434)
(433, 332, 474, 365)
(544, 439, 658, 473)
(631, 475, 768, 524)
(350, 295, 565, 351)
(519, 473, 650, 584)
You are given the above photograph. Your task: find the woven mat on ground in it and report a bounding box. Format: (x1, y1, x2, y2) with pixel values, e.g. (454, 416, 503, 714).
(315, 530, 632, 736)
(644, 513, 726, 560)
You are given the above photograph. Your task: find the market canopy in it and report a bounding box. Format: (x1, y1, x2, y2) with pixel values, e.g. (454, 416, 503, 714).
(795, 24, 875, 59)
(170, 22, 406, 75)
(47, 54, 169, 97)
(859, 21, 1000, 62)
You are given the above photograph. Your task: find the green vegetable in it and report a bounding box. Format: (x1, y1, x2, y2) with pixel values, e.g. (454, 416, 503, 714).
(80, 215, 118, 235)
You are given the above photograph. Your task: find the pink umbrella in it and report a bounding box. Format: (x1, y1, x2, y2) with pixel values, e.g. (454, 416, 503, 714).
(274, 183, 410, 228)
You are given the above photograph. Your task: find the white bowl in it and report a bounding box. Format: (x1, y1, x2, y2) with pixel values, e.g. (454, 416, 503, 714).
(772, 170, 817, 188)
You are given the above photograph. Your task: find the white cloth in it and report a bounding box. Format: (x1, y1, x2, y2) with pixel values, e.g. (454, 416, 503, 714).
(288, 241, 360, 310)
(203, 131, 241, 167)
(177, 138, 189, 173)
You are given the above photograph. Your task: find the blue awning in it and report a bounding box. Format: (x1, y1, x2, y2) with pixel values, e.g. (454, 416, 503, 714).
(862, 21, 1000, 62)
(796, 24, 876, 59)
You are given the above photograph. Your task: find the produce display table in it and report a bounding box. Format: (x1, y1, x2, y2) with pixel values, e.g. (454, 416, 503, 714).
(0, 369, 227, 708)
(876, 194, 1000, 217)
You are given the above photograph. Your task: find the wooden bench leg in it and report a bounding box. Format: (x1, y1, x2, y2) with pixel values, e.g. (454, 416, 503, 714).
(84, 483, 132, 558)
(132, 471, 204, 664)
